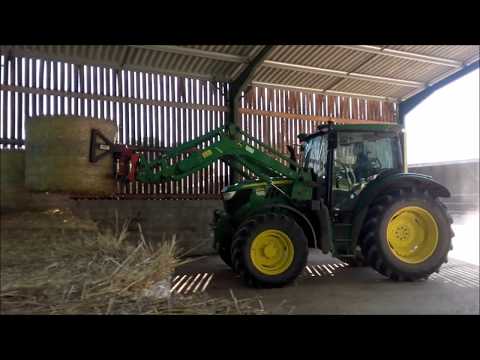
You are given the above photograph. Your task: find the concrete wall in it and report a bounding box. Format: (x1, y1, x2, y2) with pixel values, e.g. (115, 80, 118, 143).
(73, 199, 223, 256)
(409, 160, 479, 210)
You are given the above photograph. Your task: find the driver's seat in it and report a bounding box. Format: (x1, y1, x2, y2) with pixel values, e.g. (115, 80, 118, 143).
(354, 152, 370, 180)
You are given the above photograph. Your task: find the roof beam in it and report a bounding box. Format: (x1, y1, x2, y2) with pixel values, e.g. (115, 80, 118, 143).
(251, 81, 398, 102)
(337, 45, 463, 68)
(230, 46, 274, 119)
(131, 45, 247, 63)
(263, 60, 424, 88)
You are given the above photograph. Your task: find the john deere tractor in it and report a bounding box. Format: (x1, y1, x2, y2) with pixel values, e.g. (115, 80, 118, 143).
(91, 120, 454, 288)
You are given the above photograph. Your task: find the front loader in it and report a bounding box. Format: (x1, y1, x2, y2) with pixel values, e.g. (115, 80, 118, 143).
(90, 120, 454, 288)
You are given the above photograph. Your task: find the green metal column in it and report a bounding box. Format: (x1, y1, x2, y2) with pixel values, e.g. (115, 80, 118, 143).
(227, 46, 274, 183)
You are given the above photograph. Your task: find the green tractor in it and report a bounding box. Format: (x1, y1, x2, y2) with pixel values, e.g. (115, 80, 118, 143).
(91, 120, 454, 288)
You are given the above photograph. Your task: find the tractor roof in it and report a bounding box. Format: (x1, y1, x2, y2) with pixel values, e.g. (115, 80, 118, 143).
(330, 122, 402, 132)
(300, 122, 402, 142)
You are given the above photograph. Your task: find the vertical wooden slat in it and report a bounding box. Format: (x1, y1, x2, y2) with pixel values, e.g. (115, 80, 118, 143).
(112, 70, 118, 132)
(116, 70, 124, 193)
(351, 98, 358, 120)
(197, 79, 203, 194)
(134, 71, 141, 194)
(16, 58, 22, 142)
(181, 78, 187, 195)
(133, 71, 140, 193)
(150, 73, 158, 194)
(79, 65, 85, 117)
(58, 61, 64, 115)
(2, 56, 9, 142)
(223, 83, 229, 186)
(74, 65, 80, 116)
(105, 68, 111, 120)
(359, 99, 366, 120)
(99, 66, 104, 119)
(115, 70, 122, 143)
(84, 66, 90, 117)
(177, 77, 183, 194)
(1, 55, 5, 145)
(164, 75, 173, 194)
(52, 61, 58, 115)
(210, 81, 217, 193)
(202, 80, 208, 195)
(187, 78, 194, 194)
(128, 70, 135, 146)
(32, 59, 38, 116)
(219, 82, 225, 190)
(124, 70, 130, 146)
(44, 59, 51, 116)
(369, 100, 374, 120)
(281, 90, 287, 156)
(24, 58, 30, 134)
(64, 63, 69, 116)
(158, 74, 165, 195)
(92, 65, 98, 118)
(274, 89, 280, 154)
(122, 70, 130, 193)
(191, 79, 198, 195)
(10, 58, 16, 142)
(145, 73, 152, 194)
(142, 72, 148, 194)
(207, 81, 213, 195)
(69, 64, 74, 115)
(78, 65, 83, 117)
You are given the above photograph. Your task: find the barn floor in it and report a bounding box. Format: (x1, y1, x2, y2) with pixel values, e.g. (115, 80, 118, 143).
(1, 208, 478, 315)
(173, 211, 480, 315)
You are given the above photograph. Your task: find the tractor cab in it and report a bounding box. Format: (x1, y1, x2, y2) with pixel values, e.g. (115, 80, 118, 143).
(300, 122, 404, 211)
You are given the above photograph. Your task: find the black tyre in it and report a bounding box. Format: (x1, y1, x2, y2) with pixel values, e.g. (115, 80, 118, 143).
(218, 240, 233, 268)
(231, 213, 308, 288)
(359, 188, 454, 281)
(338, 248, 368, 267)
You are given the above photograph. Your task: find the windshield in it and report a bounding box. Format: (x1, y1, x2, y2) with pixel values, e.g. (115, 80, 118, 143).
(335, 131, 400, 183)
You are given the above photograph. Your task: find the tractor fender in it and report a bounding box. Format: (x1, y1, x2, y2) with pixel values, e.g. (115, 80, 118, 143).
(261, 204, 318, 249)
(351, 172, 451, 247)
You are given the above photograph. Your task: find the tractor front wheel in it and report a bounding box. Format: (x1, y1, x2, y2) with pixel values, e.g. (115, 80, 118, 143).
(231, 213, 308, 288)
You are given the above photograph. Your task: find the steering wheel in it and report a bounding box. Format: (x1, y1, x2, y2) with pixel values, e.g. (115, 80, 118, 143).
(334, 160, 356, 189)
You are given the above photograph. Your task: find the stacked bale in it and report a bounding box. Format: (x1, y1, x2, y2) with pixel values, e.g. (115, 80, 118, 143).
(25, 116, 118, 196)
(0, 149, 32, 211)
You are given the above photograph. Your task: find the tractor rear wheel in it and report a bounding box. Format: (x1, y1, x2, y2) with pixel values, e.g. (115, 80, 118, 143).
(359, 188, 454, 281)
(231, 213, 308, 288)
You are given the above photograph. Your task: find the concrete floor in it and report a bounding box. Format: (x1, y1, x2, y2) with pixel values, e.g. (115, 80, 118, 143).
(173, 210, 479, 315)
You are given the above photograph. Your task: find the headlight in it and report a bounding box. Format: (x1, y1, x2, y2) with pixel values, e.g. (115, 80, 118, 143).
(222, 191, 237, 201)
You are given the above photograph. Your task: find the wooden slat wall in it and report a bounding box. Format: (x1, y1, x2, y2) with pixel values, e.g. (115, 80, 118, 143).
(0, 54, 397, 197)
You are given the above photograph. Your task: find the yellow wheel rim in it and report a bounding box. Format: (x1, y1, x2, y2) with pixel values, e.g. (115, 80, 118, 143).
(250, 229, 294, 275)
(386, 206, 439, 264)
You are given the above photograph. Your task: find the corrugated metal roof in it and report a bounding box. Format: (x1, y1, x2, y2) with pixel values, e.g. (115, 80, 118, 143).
(268, 45, 374, 72)
(1, 45, 478, 103)
(385, 45, 477, 62)
(354, 56, 445, 82)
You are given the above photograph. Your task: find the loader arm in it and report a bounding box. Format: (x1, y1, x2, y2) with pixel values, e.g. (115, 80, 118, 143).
(135, 125, 303, 185)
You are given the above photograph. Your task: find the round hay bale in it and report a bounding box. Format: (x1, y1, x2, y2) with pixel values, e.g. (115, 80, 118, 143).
(25, 116, 118, 196)
(0, 149, 33, 211)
